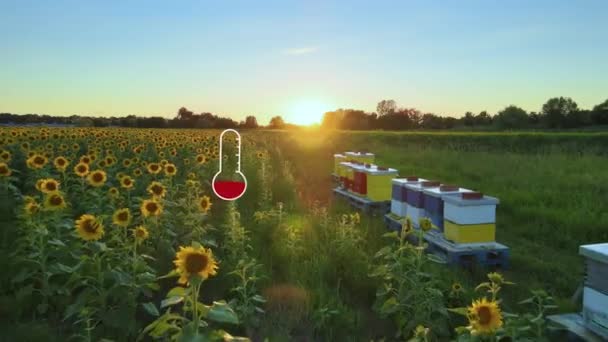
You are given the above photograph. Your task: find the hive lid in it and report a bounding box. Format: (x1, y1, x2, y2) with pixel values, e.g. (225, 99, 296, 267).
(442, 194, 500, 206)
(392, 177, 427, 185)
(579, 243, 608, 263)
(423, 186, 473, 197)
(345, 151, 375, 157)
(334, 153, 345, 158)
(362, 165, 398, 175)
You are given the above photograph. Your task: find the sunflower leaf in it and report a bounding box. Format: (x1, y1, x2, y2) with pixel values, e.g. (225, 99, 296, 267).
(142, 302, 160, 317)
(161, 296, 184, 308)
(205, 301, 239, 324)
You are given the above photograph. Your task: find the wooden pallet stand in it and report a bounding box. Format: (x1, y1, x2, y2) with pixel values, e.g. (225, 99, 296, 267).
(423, 231, 510, 269)
(333, 187, 389, 215)
(547, 313, 605, 342)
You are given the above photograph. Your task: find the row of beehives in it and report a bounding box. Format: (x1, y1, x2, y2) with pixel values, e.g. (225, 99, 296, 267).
(334, 152, 499, 245)
(335, 152, 608, 339)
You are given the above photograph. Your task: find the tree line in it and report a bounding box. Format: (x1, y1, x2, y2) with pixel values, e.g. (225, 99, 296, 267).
(322, 97, 608, 130)
(2, 96, 607, 130)
(0, 107, 288, 129)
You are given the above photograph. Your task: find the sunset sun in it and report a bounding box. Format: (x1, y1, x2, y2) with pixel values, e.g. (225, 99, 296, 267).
(286, 100, 333, 126)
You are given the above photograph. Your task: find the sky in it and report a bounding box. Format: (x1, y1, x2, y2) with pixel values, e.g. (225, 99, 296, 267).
(1, 0, 607, 125)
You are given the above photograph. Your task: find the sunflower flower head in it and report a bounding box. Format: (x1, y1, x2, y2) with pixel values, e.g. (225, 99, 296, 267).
(39, 178, 60, 194)
(141, 198, 163, 217)
(43, 192, 67, 211)
(24, 201, 40, 215)
(75, 214, 105, 241)
(120, 175, 135, 189)
(173, 245, 218, 285)
(419, 217, 433, 232)
(147, 181, 166, 198)
(0, 162, 11, 177)
(466, 298, 503, 336)
(53, 156, 69, 172)
(133, 225, 149, 244)
(198, 195, 212, 213)
(26, 154, 48, 169)
(164, 163, 177, 176)
(74, 162, 90, 177)
(87, 170, 107, 187)
(112, 208, 131, 227)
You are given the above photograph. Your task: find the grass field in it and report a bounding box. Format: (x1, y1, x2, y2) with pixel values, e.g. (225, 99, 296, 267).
(1, 127, 606, 341)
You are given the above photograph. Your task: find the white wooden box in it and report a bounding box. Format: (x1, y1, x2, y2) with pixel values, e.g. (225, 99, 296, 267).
(443, 195, 499, 225)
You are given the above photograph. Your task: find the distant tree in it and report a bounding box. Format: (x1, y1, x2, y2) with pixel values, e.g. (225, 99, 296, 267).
(463, 112, 475, 126)
(176, 107, 194, 120)
(340, 109, 372, 130)
(541, 97, 578, 128)
(243, 115, 259, 129)
(528, 111, 541, 126)
(591, 99, 608, 125)
(268, 116, 286, 129)
(420, 113, 444, 129)
(494, 105, 529, 129)
(475, 111, 493, 126)
(321, 110, 344, 129)
(376, 100, 397, 116)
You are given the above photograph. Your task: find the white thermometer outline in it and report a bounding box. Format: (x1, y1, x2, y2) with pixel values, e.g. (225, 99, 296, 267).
(212, 129, 248, 201)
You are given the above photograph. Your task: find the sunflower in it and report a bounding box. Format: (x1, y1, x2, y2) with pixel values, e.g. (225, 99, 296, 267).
(198, 195, 212, 213)
(133, 225, 149, 243)
(74, 162, 89, 177)
(79, 155, 92, 164)
(133, 168, 143, 177)
(195, 154, 207, 165)
(0, 150, 11, 162)
(141, 198, 162, 217)
(173, 246, 218, 284)
(24, 201, 40, 215)
(108, 187, 119, 198)
(147, 181, 166, 198)
(467, 298, 503, 336)
(26, 154, 48, 169)
(75, 214, 104, 241)
(112, 208, 131, 227)
(54, 156, 69, 172)
(452, 282, 464, 293)
(164, 163, 177, 176)
(120, 175, 135, 189)
(40, 178, 60, 194)
(0, 162, 11, 177)
(401, 216, 413, 237)
(419, 217, 433, 232)
(147, 163, 162, 174)
(43, 192, 67, 210)
(122, 159, 132, 167)
(87, 170, 107, 187)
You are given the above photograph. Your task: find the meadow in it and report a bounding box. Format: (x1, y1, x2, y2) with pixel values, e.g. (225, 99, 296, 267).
(0, 127, 606, 341)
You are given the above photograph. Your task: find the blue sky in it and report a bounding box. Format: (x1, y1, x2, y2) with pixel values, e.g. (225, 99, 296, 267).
(1, 0, 607, 124)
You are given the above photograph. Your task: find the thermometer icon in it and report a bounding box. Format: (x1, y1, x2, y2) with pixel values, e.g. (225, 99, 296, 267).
(212, 129, 247, 201)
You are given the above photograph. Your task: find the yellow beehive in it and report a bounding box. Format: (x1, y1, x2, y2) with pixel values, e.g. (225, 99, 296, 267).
(363, 166, 398, 202)
(345, 152, 374, 164)
(444, 220, 496, 244)
(333, 154, 345, 175)
(345, 164, 356, 193)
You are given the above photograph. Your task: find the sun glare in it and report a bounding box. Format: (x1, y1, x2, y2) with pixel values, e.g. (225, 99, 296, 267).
(286, 100, 332, 126)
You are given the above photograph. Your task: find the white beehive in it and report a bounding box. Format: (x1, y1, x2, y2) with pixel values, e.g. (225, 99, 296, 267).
(579, 243, 608, 339)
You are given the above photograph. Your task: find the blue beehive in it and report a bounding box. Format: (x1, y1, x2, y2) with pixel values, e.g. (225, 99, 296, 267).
(405, 180, 440, 227)
(422, 185, 473, 231)
(390, 177, 426, 218)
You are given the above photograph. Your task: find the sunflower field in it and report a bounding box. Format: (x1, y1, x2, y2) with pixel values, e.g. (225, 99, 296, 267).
(0, 127, 601, 341)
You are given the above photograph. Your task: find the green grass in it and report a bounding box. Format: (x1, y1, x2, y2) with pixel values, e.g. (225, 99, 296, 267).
(270, 129, 608, 304)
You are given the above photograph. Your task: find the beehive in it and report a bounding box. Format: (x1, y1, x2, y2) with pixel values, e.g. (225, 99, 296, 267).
(337, 161, 354, 189)
(579, 243, 608, 339)
(351, 163, 368, 196)
(345, 152, 375, 164)
(391, 177, 427, 218)
(361, 165, 398, 202)
(422, 185, 473, 231)
(443, 193, 499, 244)
(404, 180, 440, 227)
(333, 154, 346, 175)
